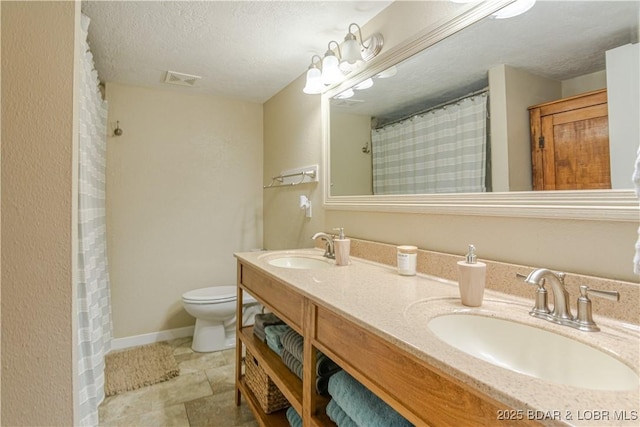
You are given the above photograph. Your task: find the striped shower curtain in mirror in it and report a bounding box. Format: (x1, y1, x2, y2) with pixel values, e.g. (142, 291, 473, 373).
(77, 14, 113, 426)
(372, 93, 488, 194)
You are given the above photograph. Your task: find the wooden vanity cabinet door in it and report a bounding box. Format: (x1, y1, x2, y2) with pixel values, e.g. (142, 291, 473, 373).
(530, 89, 611, 191)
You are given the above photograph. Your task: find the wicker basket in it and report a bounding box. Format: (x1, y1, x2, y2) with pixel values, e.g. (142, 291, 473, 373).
(245, 349, 290, 414)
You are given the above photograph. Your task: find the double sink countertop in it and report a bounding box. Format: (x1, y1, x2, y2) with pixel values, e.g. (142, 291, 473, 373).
(235, 248, 640, 427)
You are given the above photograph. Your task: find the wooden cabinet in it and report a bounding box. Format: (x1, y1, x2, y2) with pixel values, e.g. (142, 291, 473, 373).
(235, 261, 539, 427)
(529, 89, 611, 191)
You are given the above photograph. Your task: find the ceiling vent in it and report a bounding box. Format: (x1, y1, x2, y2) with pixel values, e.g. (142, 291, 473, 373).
(164, 71, 201, 87)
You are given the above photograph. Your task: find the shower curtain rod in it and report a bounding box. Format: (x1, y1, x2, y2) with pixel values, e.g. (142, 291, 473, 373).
(375, 87, 489, 130)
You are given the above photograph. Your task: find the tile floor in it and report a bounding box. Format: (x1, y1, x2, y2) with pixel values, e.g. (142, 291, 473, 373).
(99, 338, 258, 427)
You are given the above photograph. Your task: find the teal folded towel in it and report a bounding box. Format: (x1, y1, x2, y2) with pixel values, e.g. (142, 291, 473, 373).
(280, 328, 341, 376)
(253, 312, 284, 342)
(328, 371, 414, 427)
(265, 335, 282, 356)
(327, 399, 358, 427)
(286, 406, 302, 427)
(264, 324, 291, 356)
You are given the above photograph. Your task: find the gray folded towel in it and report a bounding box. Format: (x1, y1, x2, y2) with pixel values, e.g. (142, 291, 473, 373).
(280, 328, 304, 360)
(328, 370, 413, 427)
(326, 399, 358, 427)
(281, 349, 333, 395)
(280, 328, 340, 377)
(281, 349, 303, 378)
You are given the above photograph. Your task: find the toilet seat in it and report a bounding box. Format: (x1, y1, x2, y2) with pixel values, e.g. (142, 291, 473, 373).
(182, 286, 256, 304)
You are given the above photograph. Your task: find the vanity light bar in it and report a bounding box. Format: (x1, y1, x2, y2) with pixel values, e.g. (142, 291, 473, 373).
(302, 23, 383, 95)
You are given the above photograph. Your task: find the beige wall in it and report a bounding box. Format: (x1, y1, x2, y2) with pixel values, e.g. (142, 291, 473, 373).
(330, 111, 372, 196)
(263, 1, 640, 283)
(105, 83, 263, 338)
(263, 76, 326, 250)
(1, 1, 78, 425)
(489, 64, 561, 192)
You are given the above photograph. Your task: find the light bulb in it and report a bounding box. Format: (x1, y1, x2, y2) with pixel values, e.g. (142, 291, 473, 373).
(303, 67, 324, 94)
(321, 53, 344, 85)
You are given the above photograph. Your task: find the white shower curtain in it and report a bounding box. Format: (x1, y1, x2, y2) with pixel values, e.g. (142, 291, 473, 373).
(77, 14, 113, 426)
(372, 93, 487, 194)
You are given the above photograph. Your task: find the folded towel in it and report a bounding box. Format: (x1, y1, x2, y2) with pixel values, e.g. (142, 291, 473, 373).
(266, 335, 282, 356)
(280, 328, 305, 360)
(281, 349, 304, 379)
(254, 312, 285, 336)
(286, 406, 302, 427)
(281, 349, 333, 395)
(253, 327, 266, 343)
(328, 371, 413, 427)
(280, 328, 341, 377)
(326, 399, 358, 427)
(264, 324, 291, 356)
(315, 354, 341, 377)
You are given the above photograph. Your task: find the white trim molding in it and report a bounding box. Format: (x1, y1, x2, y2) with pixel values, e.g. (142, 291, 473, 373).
(110, 326, 194, 351)
(323, 190, 639, 222)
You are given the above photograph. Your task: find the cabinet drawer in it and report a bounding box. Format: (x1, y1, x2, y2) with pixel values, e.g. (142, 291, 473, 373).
(239, 263, 304, 330)
(314, 306, 515, 427)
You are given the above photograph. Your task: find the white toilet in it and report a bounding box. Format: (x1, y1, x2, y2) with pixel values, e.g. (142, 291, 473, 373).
(182, 285, 261, 352)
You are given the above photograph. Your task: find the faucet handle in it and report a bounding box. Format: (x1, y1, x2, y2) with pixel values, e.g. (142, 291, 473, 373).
(575, 285, 620, 332)
(517, 273, 550, 315)
(581, 286, 620, 302)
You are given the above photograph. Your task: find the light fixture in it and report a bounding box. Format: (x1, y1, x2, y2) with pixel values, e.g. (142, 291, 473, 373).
(492, 0, 536, 19)
(303, 55, 324, 94)
(375, 66, 397, 79)
(339, 23, 384, 72)
(321, 41, 344, 85)
(301, 22, 384, 94)
(334, 88, 354, 99)
(353, 78, 373, 90)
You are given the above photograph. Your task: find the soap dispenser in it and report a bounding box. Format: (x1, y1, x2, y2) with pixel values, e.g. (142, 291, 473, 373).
(333, 227, 350, 266)
(457, 244, 486, 307)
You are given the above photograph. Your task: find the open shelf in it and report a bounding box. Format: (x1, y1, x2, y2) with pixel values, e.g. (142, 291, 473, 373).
(238, 325, 336, 426)
(237, 378, 290, 427)
(239, 326, 303, 414)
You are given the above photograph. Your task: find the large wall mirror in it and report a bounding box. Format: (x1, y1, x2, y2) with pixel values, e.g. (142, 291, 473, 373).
(323, 0, 639, 221)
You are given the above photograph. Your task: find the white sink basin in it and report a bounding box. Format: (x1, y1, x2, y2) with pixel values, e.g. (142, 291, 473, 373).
(267, 256, 332, 269)
(428, 314, 638, 391)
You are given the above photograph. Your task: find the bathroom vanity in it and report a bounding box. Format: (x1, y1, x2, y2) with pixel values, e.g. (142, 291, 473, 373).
(234, 249, 639, 427)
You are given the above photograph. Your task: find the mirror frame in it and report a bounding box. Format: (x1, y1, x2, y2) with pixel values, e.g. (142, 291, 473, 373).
(322, 0, 639, 222)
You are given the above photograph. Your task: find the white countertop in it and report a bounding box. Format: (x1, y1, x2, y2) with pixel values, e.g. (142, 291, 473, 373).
(235, 248, 640, 427)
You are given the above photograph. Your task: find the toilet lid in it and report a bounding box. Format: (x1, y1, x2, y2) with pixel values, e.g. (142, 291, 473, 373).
(182, 286, 237, 303)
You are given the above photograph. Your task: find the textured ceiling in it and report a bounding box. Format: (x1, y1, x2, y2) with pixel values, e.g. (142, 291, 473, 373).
(81, 1, 392, 103)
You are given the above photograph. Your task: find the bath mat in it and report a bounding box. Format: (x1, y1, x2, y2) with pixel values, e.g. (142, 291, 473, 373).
(104, 342, 179, 396)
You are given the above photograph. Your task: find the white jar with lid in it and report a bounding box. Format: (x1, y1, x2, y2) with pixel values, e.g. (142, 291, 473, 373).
(397, 245, 418, 276)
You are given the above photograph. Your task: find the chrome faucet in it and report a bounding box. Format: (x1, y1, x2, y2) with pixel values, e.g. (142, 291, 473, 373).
(519, 268, 620, 332)
(312, 232, 335, 259)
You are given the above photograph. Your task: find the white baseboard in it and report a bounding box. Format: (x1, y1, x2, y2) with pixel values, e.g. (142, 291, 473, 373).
(111, 326, 194, 351)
